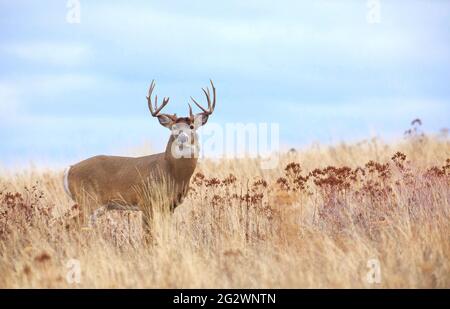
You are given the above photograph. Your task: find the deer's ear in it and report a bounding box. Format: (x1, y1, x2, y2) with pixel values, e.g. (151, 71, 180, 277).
(157, 114, 174, 128)
(193, 113, 209, 128)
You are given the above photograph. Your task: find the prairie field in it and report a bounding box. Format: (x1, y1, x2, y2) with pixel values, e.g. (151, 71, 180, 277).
(0, 132, 449, 288)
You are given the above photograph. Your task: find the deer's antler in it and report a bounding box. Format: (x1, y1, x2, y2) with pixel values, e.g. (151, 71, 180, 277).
(190, 79, 216, 118)
(147, 80, 171, 117)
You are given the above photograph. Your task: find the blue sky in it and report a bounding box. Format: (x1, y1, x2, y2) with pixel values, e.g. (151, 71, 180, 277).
(0, 0, 449, 167)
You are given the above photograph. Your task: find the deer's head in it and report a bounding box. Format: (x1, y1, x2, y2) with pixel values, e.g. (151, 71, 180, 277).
(146, 80, 216, 158)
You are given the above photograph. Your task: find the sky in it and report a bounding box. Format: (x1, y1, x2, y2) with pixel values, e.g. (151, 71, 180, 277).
(0, 0, 449, 168)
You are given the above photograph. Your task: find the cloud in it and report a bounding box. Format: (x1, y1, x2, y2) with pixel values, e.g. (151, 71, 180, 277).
(84, 1, 445, 67)
(0, 82, 19, 116)
(23, 73, 98, 97)
(283, 98, 450, 142)
(287, 98, 449, 120)
(0, 0, 449, 166)
(1, 42, 90, 66)
(0, 74, 101, 120)
(2, 73, 98, 98)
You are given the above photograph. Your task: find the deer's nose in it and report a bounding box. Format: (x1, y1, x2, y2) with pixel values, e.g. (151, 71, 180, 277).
(178, 132, 189, 144)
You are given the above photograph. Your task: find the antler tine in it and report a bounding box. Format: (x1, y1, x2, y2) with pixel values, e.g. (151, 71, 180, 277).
(188, 103, 194, 120)
(147, 80, 170, 117)
(190, 96, 209, 114)
(210, 79, 216, 111)
(190, 80, 216, 115)
(154, 96, 170, 115)
(147, 81, 156, 116)
(201, 88, 211, 111)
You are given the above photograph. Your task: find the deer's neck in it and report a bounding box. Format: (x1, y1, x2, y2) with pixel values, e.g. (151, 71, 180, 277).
(164, 136, 198, 184)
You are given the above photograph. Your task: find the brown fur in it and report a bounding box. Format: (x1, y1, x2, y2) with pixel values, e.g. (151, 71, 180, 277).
(67, 134, 197, 211)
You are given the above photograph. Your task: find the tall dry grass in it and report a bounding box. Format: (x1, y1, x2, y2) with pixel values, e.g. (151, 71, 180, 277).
(0, 129, 449, 288)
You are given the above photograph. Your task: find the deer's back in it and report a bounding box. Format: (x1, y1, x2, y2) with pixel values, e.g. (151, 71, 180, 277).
(67, 154, 166, 206)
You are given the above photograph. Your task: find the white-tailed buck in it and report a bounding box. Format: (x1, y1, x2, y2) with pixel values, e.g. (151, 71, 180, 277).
(63, 80, 216, 221)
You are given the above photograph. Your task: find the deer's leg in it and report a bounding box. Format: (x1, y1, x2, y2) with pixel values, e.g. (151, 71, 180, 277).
(170, 186, 189, 211)
(170, 195, 182, 212)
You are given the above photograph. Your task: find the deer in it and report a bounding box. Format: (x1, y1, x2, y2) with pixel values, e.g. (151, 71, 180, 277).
(63, 80, 216, 225)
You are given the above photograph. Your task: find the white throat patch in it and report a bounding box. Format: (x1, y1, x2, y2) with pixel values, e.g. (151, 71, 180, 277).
(63, 166, 73, 200)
